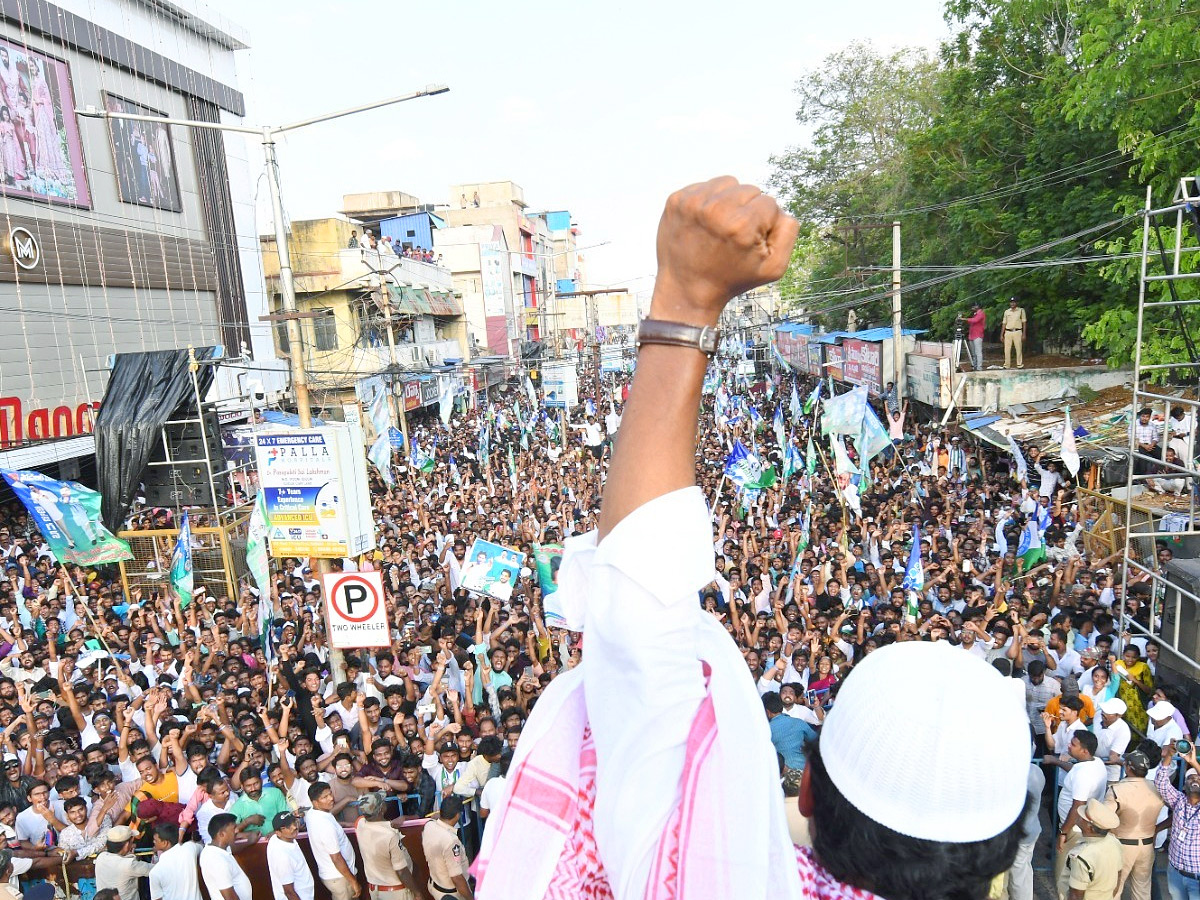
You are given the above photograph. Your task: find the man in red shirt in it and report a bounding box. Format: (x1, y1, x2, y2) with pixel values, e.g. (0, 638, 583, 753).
(966, 303, 987, 370)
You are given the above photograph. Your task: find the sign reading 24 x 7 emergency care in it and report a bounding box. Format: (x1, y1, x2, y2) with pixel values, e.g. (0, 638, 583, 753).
(322, 571, 390, 648)
(254, 429, 364, 559)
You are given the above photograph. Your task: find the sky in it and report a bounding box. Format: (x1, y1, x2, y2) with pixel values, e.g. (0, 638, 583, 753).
(216, 0, 950, 296)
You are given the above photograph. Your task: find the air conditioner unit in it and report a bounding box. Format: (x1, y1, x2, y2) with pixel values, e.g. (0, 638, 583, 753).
(401, 345, 422, 366)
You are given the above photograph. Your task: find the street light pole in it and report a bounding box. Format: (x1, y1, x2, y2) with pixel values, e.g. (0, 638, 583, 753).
(262, 130, 311, 425)
(79, 86, 449, 686)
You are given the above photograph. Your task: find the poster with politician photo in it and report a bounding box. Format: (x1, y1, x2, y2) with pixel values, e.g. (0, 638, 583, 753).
(460, 538, 525, 602)
(0, 38, 90, 206)
(103, 93, 181, 211)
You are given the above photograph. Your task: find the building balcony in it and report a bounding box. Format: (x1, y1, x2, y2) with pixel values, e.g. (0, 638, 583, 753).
(286, 247, 453, 294)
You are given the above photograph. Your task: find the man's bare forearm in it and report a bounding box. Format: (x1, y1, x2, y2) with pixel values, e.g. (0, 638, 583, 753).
(598, 178, 797, 540)
(597, 339, 708, 540)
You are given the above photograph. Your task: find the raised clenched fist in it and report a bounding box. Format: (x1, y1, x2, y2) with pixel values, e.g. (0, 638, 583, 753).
(650, 176, 798, 327)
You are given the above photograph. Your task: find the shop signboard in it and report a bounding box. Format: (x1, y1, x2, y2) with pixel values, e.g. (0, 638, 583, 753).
(254, 427, 375, 559)
(543, 363, 579, 409)
(420, 379, 439, 406)
(843, 339, 883, 394)
(807, 342, 824, 377)
(403, 380, 421, 411)
(825, 344, 845, 382)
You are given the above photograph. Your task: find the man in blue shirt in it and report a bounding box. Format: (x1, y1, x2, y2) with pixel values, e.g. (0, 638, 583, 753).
(763, 692, 816, 772)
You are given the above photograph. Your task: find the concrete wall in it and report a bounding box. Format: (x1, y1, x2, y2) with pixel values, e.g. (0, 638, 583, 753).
(961, 366, 1131, 410)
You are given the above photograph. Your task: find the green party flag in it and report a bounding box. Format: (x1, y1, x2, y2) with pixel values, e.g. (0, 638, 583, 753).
(169, 510, 194, 608)
(747, 466, 777, 490)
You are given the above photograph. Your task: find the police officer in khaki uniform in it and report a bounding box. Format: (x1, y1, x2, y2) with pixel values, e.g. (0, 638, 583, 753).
(423, 795, 472, 900)
(1058, 798, 1123, 900)
(1002, 297, 1027, 369)
(1106, 750, 1164, 900)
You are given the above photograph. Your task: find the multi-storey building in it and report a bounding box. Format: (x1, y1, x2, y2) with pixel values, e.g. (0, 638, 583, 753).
(260, 215, 467, 416)
(0, 0, 284, 477)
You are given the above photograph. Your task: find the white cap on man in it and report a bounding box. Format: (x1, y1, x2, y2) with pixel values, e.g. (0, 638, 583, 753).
(819, 641, 1028, 843)
(1099, 698, 1127, 716)
(1148, 700, 1176, 723)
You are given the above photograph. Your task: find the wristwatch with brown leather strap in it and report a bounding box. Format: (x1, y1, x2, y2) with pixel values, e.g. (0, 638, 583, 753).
(636, 319, 721, 357)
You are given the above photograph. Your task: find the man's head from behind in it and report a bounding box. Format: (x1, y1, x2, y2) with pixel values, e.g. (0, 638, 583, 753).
(797, 642, 1029, 900)
(439, 794, 464, 823)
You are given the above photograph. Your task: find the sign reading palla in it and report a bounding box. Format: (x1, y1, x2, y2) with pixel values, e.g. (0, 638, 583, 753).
(322, 570, 390, 648)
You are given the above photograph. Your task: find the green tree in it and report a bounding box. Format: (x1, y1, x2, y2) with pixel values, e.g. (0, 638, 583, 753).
(1060, 0, 1200, 370)
(898, 0, 1133, 348)
(768, 42, 941, 329)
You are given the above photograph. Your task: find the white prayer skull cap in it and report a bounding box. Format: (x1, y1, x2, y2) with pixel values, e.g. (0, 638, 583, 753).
(819, 641, 1028, 843)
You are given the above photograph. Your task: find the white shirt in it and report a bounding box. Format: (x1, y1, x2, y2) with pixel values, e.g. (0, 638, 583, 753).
(1057, 757, 1108, 823)
(578, 422, 603, 446)
(14, 806, 49, 844)
(177, 766, 201, 804)
(1051, 719, 1086, 758)
(197, 795, 239, 844)
(1035, 464, 1061, 498)
(199, 844, 252, 900)
(1096, 718, 1132, 781)
(366, 672, 404, 703)
(305, 807, 356, 881)
(782, 704, 821, 727)
(524, 487, 797, 899)
(149, 841, 202, 900)
(287, 773, 328, 811)
(1148, 718, 1185, 748)
(267, 835, 315, 900)
(1049, 647, 1083, 678)
(479, 774, 509, 819)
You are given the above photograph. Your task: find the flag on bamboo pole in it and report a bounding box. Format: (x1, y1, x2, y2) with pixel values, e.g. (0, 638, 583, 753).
(368, 432, 394, 484)
(821, 385, 868, 436)
(411, 444, 436, 474)
(783, 436, 803, 480)
(169, 510, 194, 609)
(901, 525, 924, 622)
(1017, 520, 1045, 571)
(803, 381, 822, 415)
(1060, 407, 1081, 478)
(245, 494, 273, 665)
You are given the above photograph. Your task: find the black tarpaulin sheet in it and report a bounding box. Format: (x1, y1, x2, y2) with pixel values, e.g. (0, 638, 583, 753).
(94, 348, 219, 531)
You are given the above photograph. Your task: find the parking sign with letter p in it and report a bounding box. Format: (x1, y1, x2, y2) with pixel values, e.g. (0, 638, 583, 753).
(322, 570, 390, 648)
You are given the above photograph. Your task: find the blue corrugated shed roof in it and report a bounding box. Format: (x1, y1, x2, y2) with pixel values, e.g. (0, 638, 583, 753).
(774, 325, 925, 343)
(844, 327, 925, 342)
(261, 410, 326, 427)
(963, 413, 1002, 430)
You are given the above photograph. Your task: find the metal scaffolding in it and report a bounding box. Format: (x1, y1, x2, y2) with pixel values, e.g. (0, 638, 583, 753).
(1119, 177, 1200, 681)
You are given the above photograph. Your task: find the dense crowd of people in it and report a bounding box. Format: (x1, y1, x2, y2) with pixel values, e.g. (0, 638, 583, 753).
(0, 179, 1195, 900)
